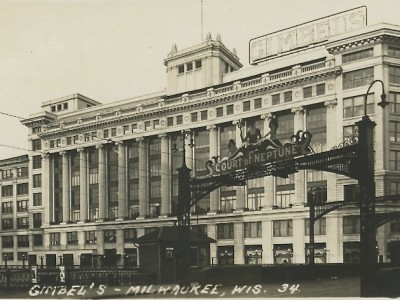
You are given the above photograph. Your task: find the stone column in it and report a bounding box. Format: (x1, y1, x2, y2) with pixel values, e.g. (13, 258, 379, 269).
(97, 144, 106, 221)
(234, 120, 246, 211)
(41, 153, 51, 225)
(160, 134, 171, 216)
(325, 99, 338, 203)
(234, 222, 244, 264)
(261, 220, 274, 264)
(185, 132, 194, 171)
(261, 113, 275, 210)
(78, 148, 88, 222)
(117, 142, 127, 220)
(326, 215, 342, 263)
(138, 137, 149, 218)
(292, 218, 305, 264)
(61, 151, 70, 223)
(207, 125, 219, 214)
(291, 106, 306, 206)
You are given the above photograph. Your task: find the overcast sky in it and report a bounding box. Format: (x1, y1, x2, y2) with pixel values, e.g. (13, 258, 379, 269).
(0, 0, 398, 159)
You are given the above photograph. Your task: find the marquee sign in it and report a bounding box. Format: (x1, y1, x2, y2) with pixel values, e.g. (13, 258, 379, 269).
(249, 6, 367, 65)
(206, 130, 313, 176)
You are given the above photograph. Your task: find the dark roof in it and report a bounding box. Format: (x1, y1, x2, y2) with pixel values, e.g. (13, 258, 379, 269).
(133, 226, 216, 244)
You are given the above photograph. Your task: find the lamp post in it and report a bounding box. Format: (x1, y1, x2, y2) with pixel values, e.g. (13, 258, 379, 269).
(58, 255, 63, 266)
(22, 255, 26, 269)
(357, 79, 387, 297)
(4, 256, 8, 268)
(39, 256, 44, 268)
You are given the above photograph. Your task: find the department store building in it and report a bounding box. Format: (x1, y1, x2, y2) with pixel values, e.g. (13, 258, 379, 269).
(15, 10, 400, 267)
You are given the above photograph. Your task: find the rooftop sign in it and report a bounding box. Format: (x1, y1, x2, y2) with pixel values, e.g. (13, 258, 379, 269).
(249, 6, 367, 65)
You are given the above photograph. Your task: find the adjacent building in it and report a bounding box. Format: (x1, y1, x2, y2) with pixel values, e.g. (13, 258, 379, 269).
(11, 10, 400, 267)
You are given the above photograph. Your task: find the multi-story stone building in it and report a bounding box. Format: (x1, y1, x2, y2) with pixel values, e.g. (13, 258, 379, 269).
(18, 11, 400, 268)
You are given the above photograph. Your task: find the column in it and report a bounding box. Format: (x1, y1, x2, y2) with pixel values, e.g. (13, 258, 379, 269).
(261, 113, 275, 210)
(234, 121, 246, 211)
(185, 133, 194, 171)
(291, 106, 306, 206)
(208, 225, 217, 265)
(261, 220, 273, 264)
(78, 148, 88, 222)
(61, 151, 70, 223)
(117, 142, 127, 220)
(138, 137, 149, 218)
(41, 153, 51, 225)
(325, 100, 338, 202)
(234, 222, 244, 264)
(292, 218, 305, 264)
(326, 215, 342, 263)
(207, 125, 219, 214)
(160, 134, 171, 216)
(97, 144, 106, 221)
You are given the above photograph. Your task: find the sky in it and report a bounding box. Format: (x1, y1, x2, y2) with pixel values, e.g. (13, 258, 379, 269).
(0, 0, 399, 160)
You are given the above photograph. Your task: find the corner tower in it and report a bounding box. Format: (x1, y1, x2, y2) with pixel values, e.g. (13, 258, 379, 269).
(164, 32, 242, 95)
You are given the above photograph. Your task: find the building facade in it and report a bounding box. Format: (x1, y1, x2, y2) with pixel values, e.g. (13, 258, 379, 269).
(15, 21, 400, 267)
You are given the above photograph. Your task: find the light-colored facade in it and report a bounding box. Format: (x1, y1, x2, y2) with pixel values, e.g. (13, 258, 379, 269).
(15, 22, 400, 267)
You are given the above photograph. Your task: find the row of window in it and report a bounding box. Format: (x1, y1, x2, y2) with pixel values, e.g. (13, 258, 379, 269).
(50, 102, 68, 113)
(1, 184, 29, 197)
(1, 167, 28, 179)
(177, 59, 202, 74)
(2, 201, 29, 214)
(271, 83, 325, 106)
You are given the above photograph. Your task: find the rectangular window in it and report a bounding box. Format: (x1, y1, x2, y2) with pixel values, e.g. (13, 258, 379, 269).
(103, 129, 109, 139)
(243, 101, 250, 112)
(167, 117, 174, 127)
(305, 218, 326, 235)
(254, 98, 262, 109)
(32, 155, 42, 169)
(67, 232, 78, 245)
(63, 102, 68, 110)
(17, 183, 28, 196)
(191, 112, 198, 122)
(2, 219, 13, 230)
(50, 232, 60, 245)
(216, 107, 224, 117)
(17, 200, 28, 212)
(2, 185, 13, 197)
(226, 104, 234, 115)
(111, 128, 117, 137)
(85, 231, 97, 244)
(124, 228, 137, 242)
(73, 135, 79, 144)
(195, 60, 202, 69)
(344, 184, 360, 202)
(343, 67, 374, 89)
(33, 174, 42, 188)
(389, 47, 400, 58)
(178, 64, 184, 74)
(284, 91, 292, 103)
(303, 86, 312, 98)
(84, 133, 90, 142)
(2, 169, 13, 179)
(32, 139, 41, 151)
(391, 182, 400, 196)
(390, 92, 400, 114)
(50, 140, 55, 149)
(244, 222, 262, 238)
(272, 94, 280, 105)
(33, 234, 43, 246)
(273, 220, 293, 237)
(200, 110, 208, 121)
(390, 121, 400, 142)
(342, 48, 373, 63)
(186, 62, 193, 72)
(316, 83, 325, 96)
(389, 65, 400, 84)
(17, 167, 28, 177)
(123, 125, 130, 134)
(2, 202, 12, 214)
(17, 235, 29, 247)
(390, 150, 400, 171)
(217, 223, 234, 239)
(67, 137, 72, 145)
(343, 125, 358, 141)
(89, 168, 98, 184)
(33, 213, 42, 228)
(343, 216, 360, 234)
(390, 219, 400, 233)
(17, 217, 29, 229)
(343, 94, 374, 118)
(2, 236, 13, 248)
(32, 126, 41, 134)
(176, 115, 183, 125)
(104, 230, 116, 243)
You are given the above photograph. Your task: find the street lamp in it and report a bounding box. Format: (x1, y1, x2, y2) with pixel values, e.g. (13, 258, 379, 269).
(357, 79, 388, 297)
(58, 255, 63, 266)
(22, 255, 26, 269)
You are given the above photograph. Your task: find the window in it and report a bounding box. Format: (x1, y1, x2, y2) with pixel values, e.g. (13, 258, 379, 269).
(254, 98, 262, 109)
(2, 236, 13, 248)
(284, 91, 292, 103)
(217, 223, 234, 239)
(220, 195, 236, 213)
(33, 213, 42, 228)
(2, 169, 13, 179)
(50, 140, 55, 148)
(32, 139, 41, 151)
(390, 92, 400, 114)
(17, 235, 29, 247)
(276, 191, 294, 208)
(390, 66, 400, 84)
(244, 222, 262, 238)
(50, 233, 61, 245)
(343, 94, 374, 118)
(305, 218, 326, 235)
(176, 115, 183, 125)
(17, 184, 28, 196)
(2, 202, 12, 214)
(2, 185, 13, 197)
(17, 167, 28, 177)
(33, 234, 43, 246)
(66, 137, 72, 145)
(144, 121, 151, 130)
(273, 220, 293, 237)
(344, 184, 360, 202)
(167, 117, 173, 127)
(343, 67, 374, 89)
(178, 64, 184, 74)
(111, 128, 117, 137)
(216, 107, 223, 117)
(342, 48, 373, 63)
(104, 230, 116, 243)
(200, 110, 208, 121)
(33, 193, 42, 206)
(33, 174, 42, 188)
(186, 62, 193, 72)
(51, 105, 56, 112)
(17, 200, 28, 212)
(17, 217, 28, 229)
(243, 101, 250, 112)
(390, 121, 400, 142)
(103, 129, 109, 139)
(56, 139, 61, 147)
(303, 86, 312, 98)
(124, 228, 137, 242)
(32, 156, 42, 169)
(63, 102, 68, 110)
(32, 126, 41, 134)
(195, 60, 202, 69)
(343, 125, 358, 140)
(67, 232, 78, 245)
(390, 150, 400, 171)
(57, 104, 61, 111)
(316, 83, 325, 96)
(391, 182, 400, 196)
(226, 104, 234, 115)
(2, 219, 12, 230)
(272, 94, 280, 105)
(191, 112, 198, 122)
(343, 216, 360, 234)
(85, 231, 96, 244)
(73, 135, 78, 143)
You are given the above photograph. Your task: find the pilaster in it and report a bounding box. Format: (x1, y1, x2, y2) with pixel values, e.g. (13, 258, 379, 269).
(292, 106, 306, 206)
(41, 153, 51, 225)
(117, 142, 127, 220)
(207, 125, 219, 213)
(234, 121, 246, 211)
(97, 144, 106, 221)
(324, 99, 338, 202)
(160, 133, 171, 216)
(60, 151, 70, 223)
(138, 137, 149, 218)
(261, 113, 275, 210)
(78, 148, 88, 222)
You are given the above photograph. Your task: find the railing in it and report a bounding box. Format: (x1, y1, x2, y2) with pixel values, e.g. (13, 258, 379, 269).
(269, 70, 292, 81)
